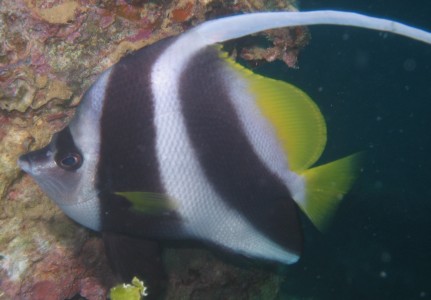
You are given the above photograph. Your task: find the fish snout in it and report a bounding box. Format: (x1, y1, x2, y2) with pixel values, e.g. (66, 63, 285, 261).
(17, 146, 54, 176)
(18, 154, 33, 173)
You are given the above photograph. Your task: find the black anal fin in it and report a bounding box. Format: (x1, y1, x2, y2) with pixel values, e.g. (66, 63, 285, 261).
(102, 233, 167, 299)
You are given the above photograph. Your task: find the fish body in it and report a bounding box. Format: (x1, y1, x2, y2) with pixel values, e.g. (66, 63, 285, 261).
(20, 40, 319, 264)
(18, 11, 431, 266)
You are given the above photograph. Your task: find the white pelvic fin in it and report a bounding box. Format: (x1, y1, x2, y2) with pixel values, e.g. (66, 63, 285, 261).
(189, 11, 431, 46)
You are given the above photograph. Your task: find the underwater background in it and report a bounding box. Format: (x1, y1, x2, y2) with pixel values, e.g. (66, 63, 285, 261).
(255, 0, 431, 299)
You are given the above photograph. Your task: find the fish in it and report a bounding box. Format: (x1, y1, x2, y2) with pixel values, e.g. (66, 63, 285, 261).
(18, 10, 431, 295)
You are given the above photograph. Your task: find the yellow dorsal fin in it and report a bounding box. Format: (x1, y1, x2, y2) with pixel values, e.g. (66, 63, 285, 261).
(222, 53, 327, 172)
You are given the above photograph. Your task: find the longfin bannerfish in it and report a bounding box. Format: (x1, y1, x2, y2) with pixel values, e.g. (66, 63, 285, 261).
(18, 9, 431, 277)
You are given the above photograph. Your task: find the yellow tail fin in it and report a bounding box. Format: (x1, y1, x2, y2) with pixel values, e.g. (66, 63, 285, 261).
(298, 153, 363, 232)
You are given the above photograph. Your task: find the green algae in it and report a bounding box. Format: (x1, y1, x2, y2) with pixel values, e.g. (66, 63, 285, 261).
(109, 277, 148, 300)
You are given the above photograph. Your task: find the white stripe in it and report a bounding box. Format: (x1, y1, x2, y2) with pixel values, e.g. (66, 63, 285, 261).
(62, 68, 113, 231)
(151, 32, 298, 264)
(192, 11, 431, 45)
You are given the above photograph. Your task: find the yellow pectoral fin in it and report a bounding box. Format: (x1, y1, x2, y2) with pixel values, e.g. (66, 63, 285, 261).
(222, 52, 327, 172)
(298, 152, 364, 232)
(115, 191, 177, 215)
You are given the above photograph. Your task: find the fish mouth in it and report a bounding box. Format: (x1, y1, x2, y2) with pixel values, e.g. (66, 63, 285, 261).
(18, 154, 33, 174)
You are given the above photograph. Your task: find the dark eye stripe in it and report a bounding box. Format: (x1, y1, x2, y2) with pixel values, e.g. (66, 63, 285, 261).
(54, 127, 84, 171)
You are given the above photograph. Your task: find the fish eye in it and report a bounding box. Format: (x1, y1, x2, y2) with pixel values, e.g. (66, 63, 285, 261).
(57, 152, 82, 170)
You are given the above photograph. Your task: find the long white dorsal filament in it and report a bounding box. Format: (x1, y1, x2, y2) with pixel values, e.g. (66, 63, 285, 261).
(190, 11, 431, 45)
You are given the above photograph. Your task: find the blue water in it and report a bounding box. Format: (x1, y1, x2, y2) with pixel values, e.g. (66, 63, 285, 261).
(253, 1, 431, 299)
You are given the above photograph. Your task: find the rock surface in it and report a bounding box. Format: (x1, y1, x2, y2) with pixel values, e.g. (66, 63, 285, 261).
(0, 0, 305, 299)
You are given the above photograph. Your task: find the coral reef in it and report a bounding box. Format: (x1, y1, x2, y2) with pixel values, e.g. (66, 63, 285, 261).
(0, 0, 304, 299)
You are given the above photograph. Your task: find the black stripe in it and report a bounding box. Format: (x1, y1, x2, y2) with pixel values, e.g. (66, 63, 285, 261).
(96, 37, 183, 238)
(179, 47, 303, 256)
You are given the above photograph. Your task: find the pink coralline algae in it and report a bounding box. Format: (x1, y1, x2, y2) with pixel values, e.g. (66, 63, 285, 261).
(0, 0, 305, 299)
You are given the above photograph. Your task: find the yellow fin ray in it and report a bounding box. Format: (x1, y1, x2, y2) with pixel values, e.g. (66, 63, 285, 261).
(298, 153, 363, 231)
